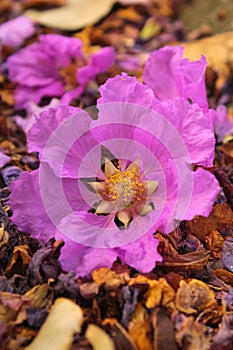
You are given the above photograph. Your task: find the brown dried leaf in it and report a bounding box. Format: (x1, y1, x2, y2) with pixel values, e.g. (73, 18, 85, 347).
(218, 141, 233, 159)
(103, 318, 138, 350)
(214, 269, 233, 285)
(157, 251, 210, 271)
(175, 316, 211, 350)
(25, 0, 115, 31)
(85, 324, 115, 350)
(5, 245, 32, 277)
(92, 267, 130, 289)
(152, 308, 179, 350)
(205, 230, 224, 259)
(175, 279, 217, 315)
(187, 203, 233, 242)
(26, 298, 83, 350)
(128, 304, 153, 350)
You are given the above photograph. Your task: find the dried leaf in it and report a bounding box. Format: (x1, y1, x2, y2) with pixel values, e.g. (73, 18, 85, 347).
(24, 282, 53, 309)
(145, 278, 175, 309)
(85, 324, 115, 350)
(0, 223, 8, 248)
(79, 281, 99, 299)
(5, 245, 32, 277)
(27, 239, 63, 286)
(214, 269, 233, 285)
(175, 279, 217, 315)
(139, 18, 161, 41)
(187, 203, 233, 242)
(205, 230, 224, 259)
(157, 251, 210, 271)
(24, 0, 115, 31)
(26, 298, 84, 350)
(152, 308, 179, 350)
(92, 267, 129, 290)
(174, 315, 211, 350)
(128, 304, 153, 350)
(103, 318, 138, 350)
(222, 237, 233, 272)
(181, 32, 233, 89)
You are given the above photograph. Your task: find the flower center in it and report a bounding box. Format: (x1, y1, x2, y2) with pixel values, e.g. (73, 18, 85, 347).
(104, 166, 145, 210)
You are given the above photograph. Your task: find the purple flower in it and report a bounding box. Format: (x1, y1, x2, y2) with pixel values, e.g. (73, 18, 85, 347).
(0, 16, 35, 49)
(0, 152, 10, 168)
(215, 105, 233, 142)
(9, 74, 220, 277)
(143, 46, 208, 111)
(6, 34, 115, 109)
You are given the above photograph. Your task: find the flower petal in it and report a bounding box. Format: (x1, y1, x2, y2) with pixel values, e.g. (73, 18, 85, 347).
(143, 46, 208, 110)
(77, 47, 115, 86)
(115, 232, 162, 272)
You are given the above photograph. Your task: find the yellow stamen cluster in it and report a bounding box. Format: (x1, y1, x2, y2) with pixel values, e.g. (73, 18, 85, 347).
(104, 166, 145, 209)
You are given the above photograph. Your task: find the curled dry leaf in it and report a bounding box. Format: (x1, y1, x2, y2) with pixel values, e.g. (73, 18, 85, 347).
(92, 267, 130, 290)
(24, 0, 115, 31)
(5, 245, 32, 277)
(24, 282, 54, 309)
(145, 278, 175, 309)
(26, 298, 84, 350)
(175, 279, 217, 315)
(213, 269, 233, 286)
(128, 275, 175, 309)
(0, 223, 9, 248)
(187, 203, 233, 242)
(103, 318, 138, 350)
(85, 323, 115, 350)
(128, 303, 153, 350)
(205, 230, 224, 259)
(158, 251, 211, 271)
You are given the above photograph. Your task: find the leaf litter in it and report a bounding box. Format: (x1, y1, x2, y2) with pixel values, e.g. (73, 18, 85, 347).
(1, 0, 233, 349)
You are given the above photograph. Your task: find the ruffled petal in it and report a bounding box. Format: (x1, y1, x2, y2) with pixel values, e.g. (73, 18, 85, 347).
(183, 167, 220, 220)
(77, 47, 116, 86)
(58, 238, 118, 277)
(143, 46, 208, 110)
(98, 73, 156, 108)
(115, 232, 162, 272)
(9, 170, 56, 242)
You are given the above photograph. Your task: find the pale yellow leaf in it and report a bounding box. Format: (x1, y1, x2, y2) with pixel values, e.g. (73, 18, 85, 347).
(85, 324, 115, 350)
(24, 0, 115, 31)
(26, 298, 83, 350)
